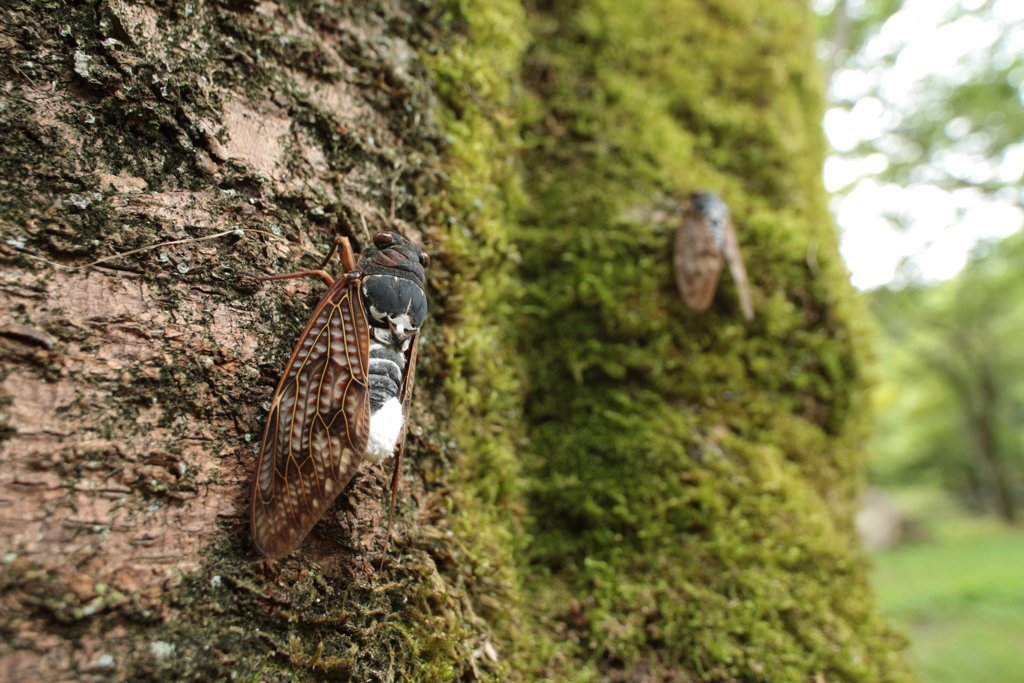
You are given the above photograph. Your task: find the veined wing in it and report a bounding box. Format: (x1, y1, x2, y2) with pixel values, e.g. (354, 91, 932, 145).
(674, 208, 724, 312)
(394, 334, 418, 456)
(251, 276, 372, 559)
(379, 332, 419, 561)
(721, 220, 755, 321)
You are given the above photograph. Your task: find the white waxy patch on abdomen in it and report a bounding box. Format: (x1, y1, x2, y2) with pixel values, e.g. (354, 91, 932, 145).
(365, 397, 405, 463)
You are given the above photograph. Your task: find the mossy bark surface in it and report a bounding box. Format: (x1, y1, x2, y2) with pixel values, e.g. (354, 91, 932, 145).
(0, 1, 520, 680)
(0, 0, 911, 681)
(510, 1, 914, 681)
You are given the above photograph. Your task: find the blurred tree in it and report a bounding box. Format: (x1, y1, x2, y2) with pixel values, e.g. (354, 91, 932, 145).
(870, 232, 1024, 522)
(818, 0, 1024, 196)
(814, 0, 904, 80)
(814, 0, 1024, 291)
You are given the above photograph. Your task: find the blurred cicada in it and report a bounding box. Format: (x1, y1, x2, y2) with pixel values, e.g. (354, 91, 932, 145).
(250, 231, 429, 560)
(673, 192, 754, 321)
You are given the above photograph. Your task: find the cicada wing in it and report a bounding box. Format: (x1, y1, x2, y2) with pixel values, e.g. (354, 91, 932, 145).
(722, 220, 754, 321)
(395, 334, 419, 457)
(251, 277, 372, 560)
(674, 208, 724, 312)
(380, 333, 419, 562)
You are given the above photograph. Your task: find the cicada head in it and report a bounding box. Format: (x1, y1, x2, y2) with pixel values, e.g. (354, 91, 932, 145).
(689, 192, 731, 250)
(360, 231, 429, 285)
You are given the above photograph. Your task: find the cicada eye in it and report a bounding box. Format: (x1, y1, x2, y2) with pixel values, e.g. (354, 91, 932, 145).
(373, 231, 395, 248)
(419, 252, 430, 268)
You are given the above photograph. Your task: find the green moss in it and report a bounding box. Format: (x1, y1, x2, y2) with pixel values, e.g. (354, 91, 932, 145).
(504, 0, 913, 680)
(416, 0, 911, 679)
(419, 0, 538, 677)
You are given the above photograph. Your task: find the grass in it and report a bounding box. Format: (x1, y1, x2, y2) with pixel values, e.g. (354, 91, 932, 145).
(871, 505, 1024, 683)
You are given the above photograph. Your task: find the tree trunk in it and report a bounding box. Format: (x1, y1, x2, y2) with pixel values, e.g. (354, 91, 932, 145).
(924, 341, 1017, 523)
(966, 366, 1016, 523)
(0, 1, 519, 681)
(1, 0, 913, 682)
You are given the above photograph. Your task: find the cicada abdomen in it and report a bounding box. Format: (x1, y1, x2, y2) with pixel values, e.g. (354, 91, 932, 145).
(250, 231, 429, 560)
(673, 192, 754, 321)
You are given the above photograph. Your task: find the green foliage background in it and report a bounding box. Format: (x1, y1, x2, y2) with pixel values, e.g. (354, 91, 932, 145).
(817, 0, 1024, 198)
(869, 232, 1024, 518)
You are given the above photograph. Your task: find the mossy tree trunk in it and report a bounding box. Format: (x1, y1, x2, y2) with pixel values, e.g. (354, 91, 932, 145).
(0, 0, 911, 682)
(511, 1, 914, 681)
(0, 1, 519, 681)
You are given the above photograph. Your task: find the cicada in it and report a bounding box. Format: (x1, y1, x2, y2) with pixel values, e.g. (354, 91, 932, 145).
(250, 231, 429, 560)
(673, 192, 754, 321)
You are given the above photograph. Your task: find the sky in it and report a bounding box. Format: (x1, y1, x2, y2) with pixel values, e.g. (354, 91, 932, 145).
(820, 0, 1024, 290)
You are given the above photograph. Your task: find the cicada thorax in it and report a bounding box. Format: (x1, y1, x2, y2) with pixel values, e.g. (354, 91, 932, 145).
(250, 230, 429, 560)
(356, 234, 428, 463)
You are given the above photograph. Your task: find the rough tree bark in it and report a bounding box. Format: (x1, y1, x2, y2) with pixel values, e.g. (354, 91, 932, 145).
(1, 0, 913, 682)
(0, 1, 519, 681)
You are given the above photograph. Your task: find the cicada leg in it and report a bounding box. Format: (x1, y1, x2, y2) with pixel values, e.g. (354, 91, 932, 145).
(246, 236, 358, 287)
(251, 269, 335, 286)
(316, 236, 358, 273)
